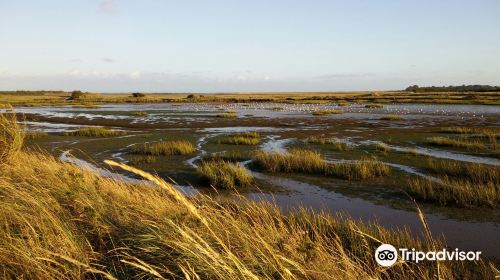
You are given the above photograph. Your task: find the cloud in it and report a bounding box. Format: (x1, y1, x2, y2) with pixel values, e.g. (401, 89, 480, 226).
(314, 73, 374, 80)
(99, 0, 119, 14)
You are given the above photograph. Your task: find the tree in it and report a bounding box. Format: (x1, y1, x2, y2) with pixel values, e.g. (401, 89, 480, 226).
(132, 92, 146, 98)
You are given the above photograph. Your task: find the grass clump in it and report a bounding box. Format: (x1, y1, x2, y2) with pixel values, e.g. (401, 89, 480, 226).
(65, 127, 125, 137)
(220, 132, 260, 145)
(337, 102, 349, 106)
(365, 104, 384, 108)
(312, 109, 343, 116)
(133, 140, 195, 156)
(129, 156, 157, 165)
(271, 106, 284, 111)
(425, 136, 486, 151)
(0, 111, 24, 162)
(216, 111, 238, 118)
(25, 131, 49, 139)
(440, 127, 500, 143)
(406, 177, 499, 208)
(380, 114, 404, 121)
(373, 142, 390, 153)
(131, 111, 148, 116)
(424, 159, 499, 186)
(254, 149, 390, 180)
(326, 157, 391, 180)
(305, 136, 351, 151)
(197, 160, 254, 189)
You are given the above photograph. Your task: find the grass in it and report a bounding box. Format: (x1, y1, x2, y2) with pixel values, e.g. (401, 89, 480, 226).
(64, 127, 126, 137)
(202, 151, 249, 163)
(131, 111, 148, 116)
(197, 160, 254, 189)
(271, 106, 284, 111)
(0, 111, 24, 162)
(406, 177, 499, 208)
(380, 115, 404, 121)
(305, 136, 351, 151)
(254, 149, 390, 180)
(129, 155, 157, 165)
(312, 109, 343, 116)
(337, 102, 349, 106)
(426, 136, 487, 151)
(25, 131, 49, 139)
(440, 127, 499, 143)
(220, 132, 260, 145)
(373, 142, 390, 153)
(0, 114, 496, 279)
(132, 140, 196, 156)
(216, 111, 238, 118)
(365, 104, 384, 108)
(424, 159, 499, 186)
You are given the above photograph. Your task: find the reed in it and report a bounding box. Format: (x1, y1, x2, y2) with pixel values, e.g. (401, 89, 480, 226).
(406, 177, 499, 208)
(380, 115, 404, 121)
(216, 112, 238, 118)
(220, 132, 260, 145)
(197, 160, 254, 189)
(312, 109, 343, 116)
(254, 149, 390, 180)
(64, 127, 125, 137)
(132, 140, 196, 156)
(426, 136, 486, 151)
(0, 110, 24, 162)
(131, 111, 148, 116)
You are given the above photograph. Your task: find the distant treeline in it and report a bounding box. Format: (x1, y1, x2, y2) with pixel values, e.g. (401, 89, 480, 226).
(0, 90, 66, 95)
(405, 85, 500, 92)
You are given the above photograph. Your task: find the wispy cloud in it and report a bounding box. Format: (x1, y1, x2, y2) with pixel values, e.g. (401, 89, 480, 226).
(99, 0, 119, 14)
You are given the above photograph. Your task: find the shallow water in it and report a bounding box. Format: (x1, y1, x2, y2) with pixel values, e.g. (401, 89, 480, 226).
(246, 170, 500, 257)
(9, 102, 499, 129)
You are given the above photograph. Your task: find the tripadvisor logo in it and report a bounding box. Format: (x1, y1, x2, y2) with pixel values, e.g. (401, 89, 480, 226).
(374, 244, 482, 267)
(375, 244, 398, 267)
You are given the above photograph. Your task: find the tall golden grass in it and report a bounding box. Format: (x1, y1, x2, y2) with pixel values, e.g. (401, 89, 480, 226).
(65, 127, 126, 137)
(132, 140, 196, 155)
(0, 112, 497, 279)
(426, 136, 487, 151)
(198, 160, 254, 189)
(254, 149, 390, 180)
(0, 109, 24, 162)
(220, 132, 260, 145)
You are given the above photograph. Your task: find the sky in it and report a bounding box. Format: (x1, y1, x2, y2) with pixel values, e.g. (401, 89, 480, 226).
(0, 0, 499, 93)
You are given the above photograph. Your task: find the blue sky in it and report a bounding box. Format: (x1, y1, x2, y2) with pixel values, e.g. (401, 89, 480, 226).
(1, 0, 499, 92)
